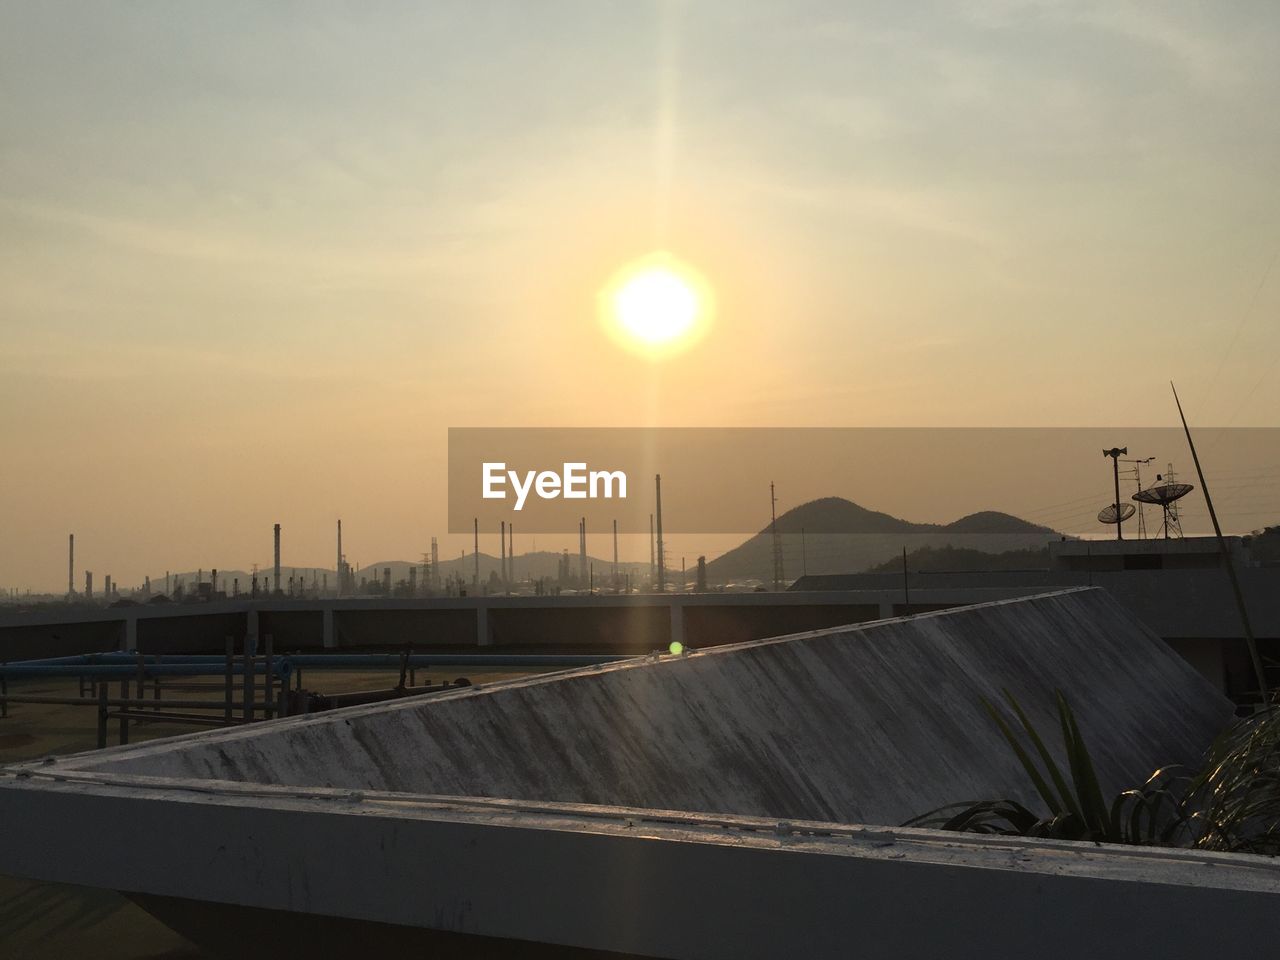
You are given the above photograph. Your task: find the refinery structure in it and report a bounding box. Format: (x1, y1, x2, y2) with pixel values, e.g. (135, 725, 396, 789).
(2, 449, 1279, 956)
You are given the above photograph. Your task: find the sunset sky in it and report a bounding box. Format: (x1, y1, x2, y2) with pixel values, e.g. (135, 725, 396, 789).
(3, 1, 1279, 591)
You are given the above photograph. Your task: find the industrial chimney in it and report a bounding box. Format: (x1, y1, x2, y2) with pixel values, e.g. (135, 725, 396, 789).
(655, 474, 666, 594)
(336, 519, 344, 598)
(273, 523, 281, 596)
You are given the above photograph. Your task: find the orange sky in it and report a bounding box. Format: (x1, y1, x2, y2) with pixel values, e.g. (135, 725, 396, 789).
(2, 2, 1279, 591)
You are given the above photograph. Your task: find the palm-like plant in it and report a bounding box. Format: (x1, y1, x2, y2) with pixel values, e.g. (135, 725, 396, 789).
(1185, 705, 1280, 855)
(905, 690, 1187, 845)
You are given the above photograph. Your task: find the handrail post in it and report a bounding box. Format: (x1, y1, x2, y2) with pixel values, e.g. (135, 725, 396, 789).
(224, 635, 234, 726)
(97, 684, 108, 748)
(242, 636, 254, 723)
(263, 633, 274, 720)
(118, 676, 130, 745)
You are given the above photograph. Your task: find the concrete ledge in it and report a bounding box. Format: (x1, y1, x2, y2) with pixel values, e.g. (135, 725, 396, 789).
(1, 773, 1277, 958)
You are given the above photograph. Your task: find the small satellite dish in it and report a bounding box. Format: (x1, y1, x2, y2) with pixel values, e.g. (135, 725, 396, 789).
(1133, 482, 1194, 506)
(1097, 503, 1135, 525)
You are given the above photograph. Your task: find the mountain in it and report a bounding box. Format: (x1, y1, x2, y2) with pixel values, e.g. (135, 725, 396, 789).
(700, 498, 1058, 584)
(942, 511, 1056, 535)
(765, 497, 1054, 537)
(769, 497, 927, 535)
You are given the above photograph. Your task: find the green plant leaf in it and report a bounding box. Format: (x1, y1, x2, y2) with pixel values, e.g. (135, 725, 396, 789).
(1002, 689, 1082, 821)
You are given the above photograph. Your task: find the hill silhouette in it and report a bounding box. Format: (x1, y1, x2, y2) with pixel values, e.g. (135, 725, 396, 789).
(702, 497, 1058, 584)
(766, 497, 1054, 537)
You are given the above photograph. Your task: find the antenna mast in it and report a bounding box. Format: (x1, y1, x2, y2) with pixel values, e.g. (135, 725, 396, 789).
(1119, 456, 1155, 539)
(770, 481, 785, 590)
(1172, 382, 1266, 703)
(1102, 448, 1127, 540)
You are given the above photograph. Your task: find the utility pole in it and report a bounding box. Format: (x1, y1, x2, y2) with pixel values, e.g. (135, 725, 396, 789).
(1102, 448, 1126, 541)
(649, 514, 655, 590)
(770, 482, 785, 590)
(655, 474, 666, 593)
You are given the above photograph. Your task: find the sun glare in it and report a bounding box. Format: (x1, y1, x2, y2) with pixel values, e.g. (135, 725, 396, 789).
(600, 253, 713, 358)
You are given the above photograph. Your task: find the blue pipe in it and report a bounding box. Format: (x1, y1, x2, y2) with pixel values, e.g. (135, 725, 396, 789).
(4, 652, 628, 670)
(1, 654, 98, 666)
(0, 661, 292, 679)
(285, 654, 629, 668)
(2, 653, 229, 666)
(4, 654, 283, 667)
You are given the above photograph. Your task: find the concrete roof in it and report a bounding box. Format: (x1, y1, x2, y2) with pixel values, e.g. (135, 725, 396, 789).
(64, 587, 1232, 828)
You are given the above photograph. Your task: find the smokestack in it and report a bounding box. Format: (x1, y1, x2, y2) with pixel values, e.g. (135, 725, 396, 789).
(336, 519, 343, 598)
(273, 523, 281, 595)
(649, 514, 655, 589)
(500, 520, 507, 586)
(612, 519, 618, 589)
(579, 518, 587, 583)
(431, 537, 439, 589)
(68, 534, 75, 597)
(508, 522, 514, 583)
(655, 474, 666, 593)
(473, 518, 479, 586)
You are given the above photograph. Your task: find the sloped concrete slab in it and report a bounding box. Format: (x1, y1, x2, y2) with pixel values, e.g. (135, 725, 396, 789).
(67, 587, 1232, 827)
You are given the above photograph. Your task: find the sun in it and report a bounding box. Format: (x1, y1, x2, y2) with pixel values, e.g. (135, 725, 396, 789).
(600, 253, 713, 358)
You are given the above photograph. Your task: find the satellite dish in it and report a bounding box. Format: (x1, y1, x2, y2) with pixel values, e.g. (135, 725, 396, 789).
(1133, 482, 1194, 506)
(1097, 503, 1135, 525)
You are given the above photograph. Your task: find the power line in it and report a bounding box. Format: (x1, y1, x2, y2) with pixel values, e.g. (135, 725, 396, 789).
(1203, 246, 1279, 412)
